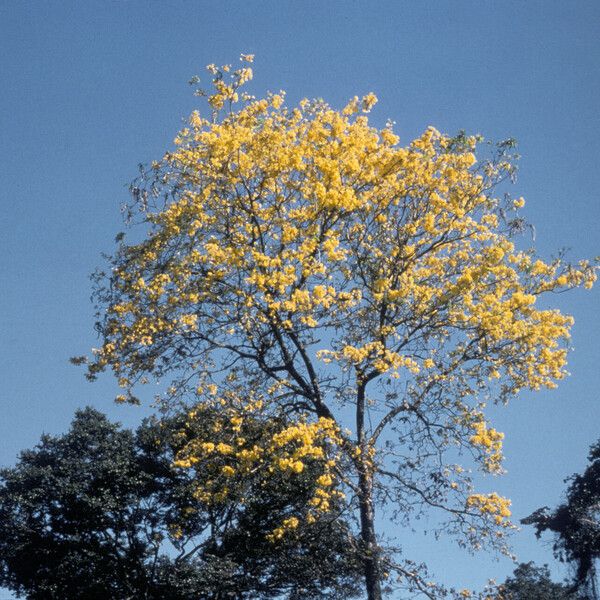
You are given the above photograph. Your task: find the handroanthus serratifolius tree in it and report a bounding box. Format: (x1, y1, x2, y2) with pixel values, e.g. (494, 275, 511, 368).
(81, 55, 597, 599)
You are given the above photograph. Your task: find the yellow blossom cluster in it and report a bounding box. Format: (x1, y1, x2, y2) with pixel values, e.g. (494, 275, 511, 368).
(172, 394, 344, 539)
(463, 411, 505, 473)
(197, 54, 255, 111)
(318, 342, 420, 377)
(466, 492, 512, 526)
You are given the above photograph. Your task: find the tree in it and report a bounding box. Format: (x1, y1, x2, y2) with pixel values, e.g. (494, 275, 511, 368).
(0, 407, 362, 599)
(523, 438, 600, 599)
(80, 55, 597, 599)
(0, 407, 163, 599)
(488, 562, 576, 600)
(157, 402, 364, 599)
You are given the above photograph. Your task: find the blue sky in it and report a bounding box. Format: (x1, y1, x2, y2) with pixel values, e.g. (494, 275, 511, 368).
(1, 1, 599, 596)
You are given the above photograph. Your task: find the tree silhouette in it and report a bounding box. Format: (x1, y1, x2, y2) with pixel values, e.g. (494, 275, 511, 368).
(524, 439, 600, 599)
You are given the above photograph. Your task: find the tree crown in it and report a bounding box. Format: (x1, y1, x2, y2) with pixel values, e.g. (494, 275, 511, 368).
(78, 55, 597, 596)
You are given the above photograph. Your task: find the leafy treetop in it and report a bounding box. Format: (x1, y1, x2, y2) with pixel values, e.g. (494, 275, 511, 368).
(524, 438, 600, 599)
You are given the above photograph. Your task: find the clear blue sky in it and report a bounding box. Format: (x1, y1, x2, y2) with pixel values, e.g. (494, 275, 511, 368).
(1, 1, 598, 596)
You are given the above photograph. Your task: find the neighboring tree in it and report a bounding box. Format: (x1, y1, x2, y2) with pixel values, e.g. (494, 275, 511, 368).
(155, 403, 363, 600)
(0, 407, 162, 599)
(79, 55, 597, 598)
(488, 562, 576, 600)
(0, 407, 362, 599)
(523, 439, 600, 599)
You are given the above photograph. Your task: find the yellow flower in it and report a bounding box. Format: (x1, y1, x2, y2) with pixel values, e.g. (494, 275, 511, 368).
(361, 92, 378, 112)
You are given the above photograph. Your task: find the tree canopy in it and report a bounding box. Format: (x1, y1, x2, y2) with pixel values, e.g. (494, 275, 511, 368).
(0, 407, 362, 599)
(524, 438, 600, 599)
(78, 55, 597, 599)
(489, 562, 577, 600)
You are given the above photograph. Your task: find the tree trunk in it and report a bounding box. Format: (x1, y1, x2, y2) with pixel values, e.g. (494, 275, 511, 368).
(358, 463, 382, 600)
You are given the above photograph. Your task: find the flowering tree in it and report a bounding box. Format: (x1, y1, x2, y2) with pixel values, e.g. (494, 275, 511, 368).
(81, 56, 597, 599)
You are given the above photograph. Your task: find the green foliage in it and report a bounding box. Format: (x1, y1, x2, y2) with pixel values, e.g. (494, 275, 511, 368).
(524, 439, 600, 599)
(491, 562, 576, 600)
(0, 408, 157, 599)
(0, 407, 362, 599)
